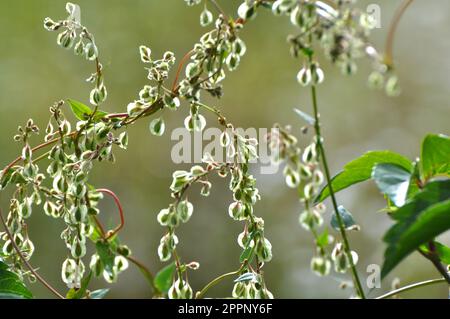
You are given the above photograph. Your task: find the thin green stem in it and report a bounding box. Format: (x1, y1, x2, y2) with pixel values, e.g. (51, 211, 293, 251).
(126, 256, 161, 296)
(375, 278, 447, 299)
(309, 84, 366, 299)
(196, 269, 241, 299)
(208, 0, 228, 21)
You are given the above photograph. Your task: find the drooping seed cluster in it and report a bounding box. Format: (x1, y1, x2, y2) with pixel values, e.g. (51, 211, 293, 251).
(0, 3, 135, 291)
(267, 125, 359, 278)
(127, 47, 179, 131)
(234, 0, 400, 95)
(156, 124, 273, 299)
(0, 120, 40, 283)
(44, 3, 107, 106)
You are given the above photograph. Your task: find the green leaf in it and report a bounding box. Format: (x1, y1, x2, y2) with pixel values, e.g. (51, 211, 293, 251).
(239, 246, 254, 263)
(382, 180, 450, 278)
(0, 260, 33, 299)
(95, 241, 115, 275)
(90, 288, 109, 299)
(419, 242, 450, 265)
(331, 206, 357, 231)
(0, 168, 15, 190)
(67, 99, 108, 121)
(372, 163, 412, 207)
(293, 108, 315, 125)
(421, 134, 450, 179)
(316, 228, 330, 248)
(234, 272, 256, 283)
(68, 99, 93, 121)
(154, 263, 176, 293)
(66, 271, 92, 299)
(316, 151, 413, 203)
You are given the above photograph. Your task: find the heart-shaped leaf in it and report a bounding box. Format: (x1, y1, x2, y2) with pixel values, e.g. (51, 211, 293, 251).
(154, 263, 176, 293)
(382, 180, 450, 278)
(316, 151, 412, 203)
(0, 260, 33, 299)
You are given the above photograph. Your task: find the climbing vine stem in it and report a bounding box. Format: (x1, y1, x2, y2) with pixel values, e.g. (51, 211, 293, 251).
(309, 82, 366, 299)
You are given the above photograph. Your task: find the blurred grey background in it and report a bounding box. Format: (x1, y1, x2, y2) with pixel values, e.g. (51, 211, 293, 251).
(0, 0, 449, 298)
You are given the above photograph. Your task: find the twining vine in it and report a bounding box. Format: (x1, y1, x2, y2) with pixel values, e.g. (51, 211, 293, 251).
(0, 0, 448, 300)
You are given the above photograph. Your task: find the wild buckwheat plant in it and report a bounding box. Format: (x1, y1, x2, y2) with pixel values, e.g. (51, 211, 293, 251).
(0, 0, 448, 300)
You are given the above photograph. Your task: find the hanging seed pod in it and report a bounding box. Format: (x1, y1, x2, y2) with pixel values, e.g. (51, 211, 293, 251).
(299, 209, 323, 231)
(114, 256, 129, 273)
(237, 230, 254, 249)
(310, 256, 332, 276)
(256, 238, 273, 262)
(283, 165, 300, 188)
(228, 201, 245, 221)
(164, 95, 180, 110)
(149, 118, 165, 136)
(386, 75, 401, 97)
(157, 209, 172, 226)
(168, 278, 193, 299)
(57, 29, 75, 49)
(177, 199, 193, 223)
(61, 258, 77, 286)
(311, 62, 325, 85)
(226, 53, 240, 71)
(70, 204, 88, 223)
(74, 39, 84, 55)
(331, 242, 350, 273)
(200, 7, 213, 27)
(139, 45, 152, 63)
(233, 38, 247, 57)
(232, 282, 247, 298)
(84, 42, 98, 61)
(18, 198, 32, 219)
(368, 71, 385, 90)
(238, 2, 257, 21)
(70, 236, 86, 258)
(297, 65, 312, 86)
(90, 86, 105, 106)
(89, 254, 103, 277)
(43, 17, 58, 31)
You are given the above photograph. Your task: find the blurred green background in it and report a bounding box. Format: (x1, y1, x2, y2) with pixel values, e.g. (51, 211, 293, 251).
(0, 0, 449, 298)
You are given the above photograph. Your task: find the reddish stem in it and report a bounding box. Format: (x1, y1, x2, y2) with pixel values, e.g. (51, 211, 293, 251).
(96, 188, 125, 240)
(172, 49, 194, 93)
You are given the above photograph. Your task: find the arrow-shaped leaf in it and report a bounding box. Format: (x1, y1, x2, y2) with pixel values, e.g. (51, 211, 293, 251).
(67, 99, 108, 122)
(154, 262, 176, 293)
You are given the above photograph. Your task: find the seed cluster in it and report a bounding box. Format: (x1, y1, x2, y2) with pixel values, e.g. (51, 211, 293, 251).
(267, 125, 359, 278)
(235, 0, 400, 95)
(0, 0, 393, 298)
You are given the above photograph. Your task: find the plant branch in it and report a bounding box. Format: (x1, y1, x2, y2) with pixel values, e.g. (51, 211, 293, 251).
(208, 0, 229, 21)
(309, 83, 366, 299)
(172, 50, 194, 93)
(126, 256, 161, 296)
(96, 188, 125, 240)
(385, 0, 414, 67)
(196, 269, 241, 299)
(0, 207, 65, 299)
(418, 244, 450, 284)
(375, 277, 447, 299)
